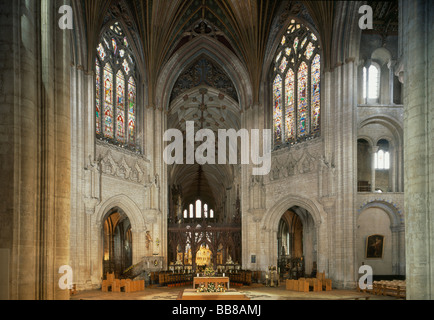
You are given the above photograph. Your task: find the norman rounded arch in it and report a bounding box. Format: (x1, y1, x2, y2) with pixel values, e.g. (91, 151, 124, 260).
(358, 115, 403, 144)
(358, 200, 403, 228)
(357, 136, 374, 148)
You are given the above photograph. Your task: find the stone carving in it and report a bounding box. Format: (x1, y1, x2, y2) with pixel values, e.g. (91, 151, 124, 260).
(318, 155, 336, 198)
(298, 151, 316, 174)
(269, 150, 319, 181)
(285, 155, 297, 177)
(99, 150, 147, 184)
(270, 163, 281, 181)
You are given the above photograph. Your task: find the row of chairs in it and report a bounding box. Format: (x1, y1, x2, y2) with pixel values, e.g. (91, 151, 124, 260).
(358, 280, 406, 299)
(228, 271, 252, 286)
(159, 273, 194, 287)
(286, 271, 332, 293)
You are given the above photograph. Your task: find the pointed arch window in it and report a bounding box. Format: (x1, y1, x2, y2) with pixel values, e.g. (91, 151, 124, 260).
(96, 22, 138, 151)
(273, 20, 321, 146)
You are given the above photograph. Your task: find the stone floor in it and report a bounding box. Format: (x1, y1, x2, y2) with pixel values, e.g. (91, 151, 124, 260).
(70, 283, 401, 301)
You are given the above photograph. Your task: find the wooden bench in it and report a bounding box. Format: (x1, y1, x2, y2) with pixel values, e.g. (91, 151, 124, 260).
(102, 272, 115, 292)
(124, 279, 145, 293)
(286, 272, 332, 293)
(101, 272, 145, 293)
(285, 279, 309, 292)
(373, 280, 405, 299)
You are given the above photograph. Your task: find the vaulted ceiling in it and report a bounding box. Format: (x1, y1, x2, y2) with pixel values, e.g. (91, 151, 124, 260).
(366, 0, 399, 37)
(78, 0, 336, 102)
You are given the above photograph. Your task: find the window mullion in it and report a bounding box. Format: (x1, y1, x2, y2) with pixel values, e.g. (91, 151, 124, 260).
(307, 59, 312, 136)
(282, 69, 286, 144)
(294, 64, 299, 141)
(125, 77, 129, 146)
(99, 63, 103, 137)
(113, 69, 117, 143)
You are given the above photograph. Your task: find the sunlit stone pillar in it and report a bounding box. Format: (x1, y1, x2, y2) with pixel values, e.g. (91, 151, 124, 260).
(0, 0, 71, 300)
(401, 0, 434, 300)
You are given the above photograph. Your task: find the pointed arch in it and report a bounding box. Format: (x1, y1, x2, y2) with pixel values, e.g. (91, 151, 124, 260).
(156, 36, 252, 112)
(96, 195, 146, 233)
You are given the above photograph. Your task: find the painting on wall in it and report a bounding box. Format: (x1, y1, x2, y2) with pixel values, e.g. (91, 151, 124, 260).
(366, 234, 384, 259)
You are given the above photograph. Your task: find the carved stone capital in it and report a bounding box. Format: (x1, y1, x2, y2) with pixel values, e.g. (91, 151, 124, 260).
(248, 209, 266, 223)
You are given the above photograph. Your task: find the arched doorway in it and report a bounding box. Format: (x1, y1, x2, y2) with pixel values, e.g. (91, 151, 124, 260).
(277, 207, 316, 279)
(102, 208, 133, 278)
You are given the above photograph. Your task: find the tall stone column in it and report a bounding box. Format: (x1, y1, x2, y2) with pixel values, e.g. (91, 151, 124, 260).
(0, 0, 71, 300)
(387, 60, 396, 105)
(0, 0, 39, 300)
(369, 146, 379, 192)
(401, 0, 434, 300)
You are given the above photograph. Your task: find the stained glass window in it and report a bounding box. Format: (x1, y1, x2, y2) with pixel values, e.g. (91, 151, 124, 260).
(128, 77, 136, 144)
(293, 37, 299, 52)
(272, 20, 321, 145)
(96, 60, 101, 135)
(97, 43, 106, 61)
(95, 22, 138, 150)
(116, 70, 125, 142)
(103, 64, 114, 139)
(311, 54, 321, 133)
(113, 39, 119, 55)
(285, 69, 295, 140)
(305, 42, 315, 60)
(273, 75, 283, 143)
(298, 62, 308, 136)
(279, 57, 288, 73)
(276, 51, 282, 63)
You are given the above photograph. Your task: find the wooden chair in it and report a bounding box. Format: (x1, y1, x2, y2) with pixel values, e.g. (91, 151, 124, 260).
(125, 279, 132, 293)
(102, 280, 111, 292)
(298, 279, 309, 292)
(112, 279, 121, 293)
(323, 279, 332, 291)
